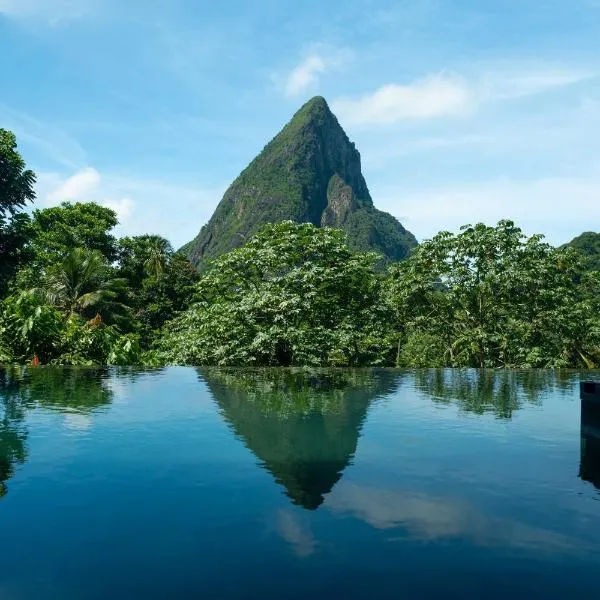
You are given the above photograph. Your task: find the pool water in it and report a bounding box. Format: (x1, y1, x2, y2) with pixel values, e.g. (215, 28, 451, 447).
(1, 367, 599, 599)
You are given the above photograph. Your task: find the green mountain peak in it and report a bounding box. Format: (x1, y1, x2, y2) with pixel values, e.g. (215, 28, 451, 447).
(564, 231, 600, 271)
(181, 97, 417, 266)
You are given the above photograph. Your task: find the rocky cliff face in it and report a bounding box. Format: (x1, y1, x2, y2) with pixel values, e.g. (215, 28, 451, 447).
(181, 96, 417, 266)
(321, 174, 358, 227)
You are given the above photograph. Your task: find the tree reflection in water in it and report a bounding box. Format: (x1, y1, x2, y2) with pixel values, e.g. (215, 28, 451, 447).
(0, 366, 114, 498)
(413, 369, 579, 419)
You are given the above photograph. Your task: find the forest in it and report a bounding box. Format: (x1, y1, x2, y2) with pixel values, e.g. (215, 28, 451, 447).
(1, 128, 599, 369)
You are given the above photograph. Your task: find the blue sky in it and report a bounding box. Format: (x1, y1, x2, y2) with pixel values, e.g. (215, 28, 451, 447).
(1, 0, 598, 247)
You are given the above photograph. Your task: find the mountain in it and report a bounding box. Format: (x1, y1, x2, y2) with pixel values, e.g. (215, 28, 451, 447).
(564, 232, 600, 272)
(181, 96, 417, 267)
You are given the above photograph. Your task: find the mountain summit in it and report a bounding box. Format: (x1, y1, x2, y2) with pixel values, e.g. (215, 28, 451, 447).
(181, 96, 417, 266)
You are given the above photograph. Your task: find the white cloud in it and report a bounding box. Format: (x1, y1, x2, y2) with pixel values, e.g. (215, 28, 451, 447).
(283, 48, 351, 97)
(332, 66, 596, 128)
(332, 74, 473, 126)
(41, 167, 136, 229)
(101, 197, 134, 225)
(480, 67, 597, 101)
(46, 167, 100, 204)
(275, 510, 316, 557)
(285, 55, 327, 97)
(373, 175, 600, 246)
(36, 168, 224, 247)
(63, 413, 92, 431)
(326, 483, 582, 553)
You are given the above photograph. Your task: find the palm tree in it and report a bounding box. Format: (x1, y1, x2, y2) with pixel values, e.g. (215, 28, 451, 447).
(144, 237, 172, 278)
(44, 248, 130, 324)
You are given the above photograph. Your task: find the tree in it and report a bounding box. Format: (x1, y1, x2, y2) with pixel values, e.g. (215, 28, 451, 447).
(43, 248, 130, 324)
(0, 129, 35, 216)
(117, 235, 171, 286)
(388, 220, 600, 368)
(156, 221, 395, 366)
(28, 202, 118, 269)
(116, 236, 199, 342)
(144, 236, 170, 278)
(0, 129, 35, 297)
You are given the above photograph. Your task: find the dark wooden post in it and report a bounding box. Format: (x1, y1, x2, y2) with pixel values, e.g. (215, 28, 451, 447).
(580, 381, 600, 489)
(581, 381, 600, 423)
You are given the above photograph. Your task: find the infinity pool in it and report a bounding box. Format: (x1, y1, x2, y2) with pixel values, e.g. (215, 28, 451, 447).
(1, 367, 599, 599)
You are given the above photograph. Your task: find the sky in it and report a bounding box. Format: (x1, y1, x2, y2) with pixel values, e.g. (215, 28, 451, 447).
(0, 0, 599, 247)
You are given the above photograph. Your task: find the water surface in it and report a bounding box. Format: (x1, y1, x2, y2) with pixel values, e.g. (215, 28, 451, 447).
(1, 367, 599, 599)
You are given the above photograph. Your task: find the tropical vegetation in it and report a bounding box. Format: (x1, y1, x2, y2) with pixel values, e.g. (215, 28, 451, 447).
(1, 127, 599, 368)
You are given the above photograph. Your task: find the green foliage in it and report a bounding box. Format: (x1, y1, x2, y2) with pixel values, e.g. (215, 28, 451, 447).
(182, 96, 417, 267)
(0, 129, 36, 216)
(0, 290, 141, 366)
(388, 220, 600, 368)
(43, 248, 130, 325)
(342, 207, 417, 263)
(28, 201, 118, 268)
(107, 334, 142, 365)
(52, 317, 140, 366)
(2, 130, 599, 370)
(0, 291, 65, 363)
(398, 331, 447, 368)
(0, 130, 35, 297)
(117, 236, 199, 342)
(564, 231, 600, 272)
(159, 222, 395, 366)
(51, 317, 114, 366)
(0, 213, 32, 298)
(118, 235, 172, 287)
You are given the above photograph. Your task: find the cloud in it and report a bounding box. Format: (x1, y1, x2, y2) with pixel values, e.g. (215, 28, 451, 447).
(326, 483, 583, 553)
(283, 48, 351, 97)
(36, 168, 224, 247)
(41, 167, 136, 228)
(332, 74, 473, 126)
(46, 167, 100, 204)
(101, 197, 134, 225)
(275, 509, 317, 557)
(63, 413, 92, 431)
(373, 175, 600, 246)
(332, 66, 596, 128)
(480, 67, 597, 101)
(285, 55, 327, 97)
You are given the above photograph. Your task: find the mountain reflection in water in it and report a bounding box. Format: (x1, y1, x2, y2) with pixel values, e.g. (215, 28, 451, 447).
(201, 368, 400, 509)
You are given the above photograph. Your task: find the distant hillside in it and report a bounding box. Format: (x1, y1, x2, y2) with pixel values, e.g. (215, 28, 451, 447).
(181, 96, 417, 267)
(564, 232, 600, 271)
